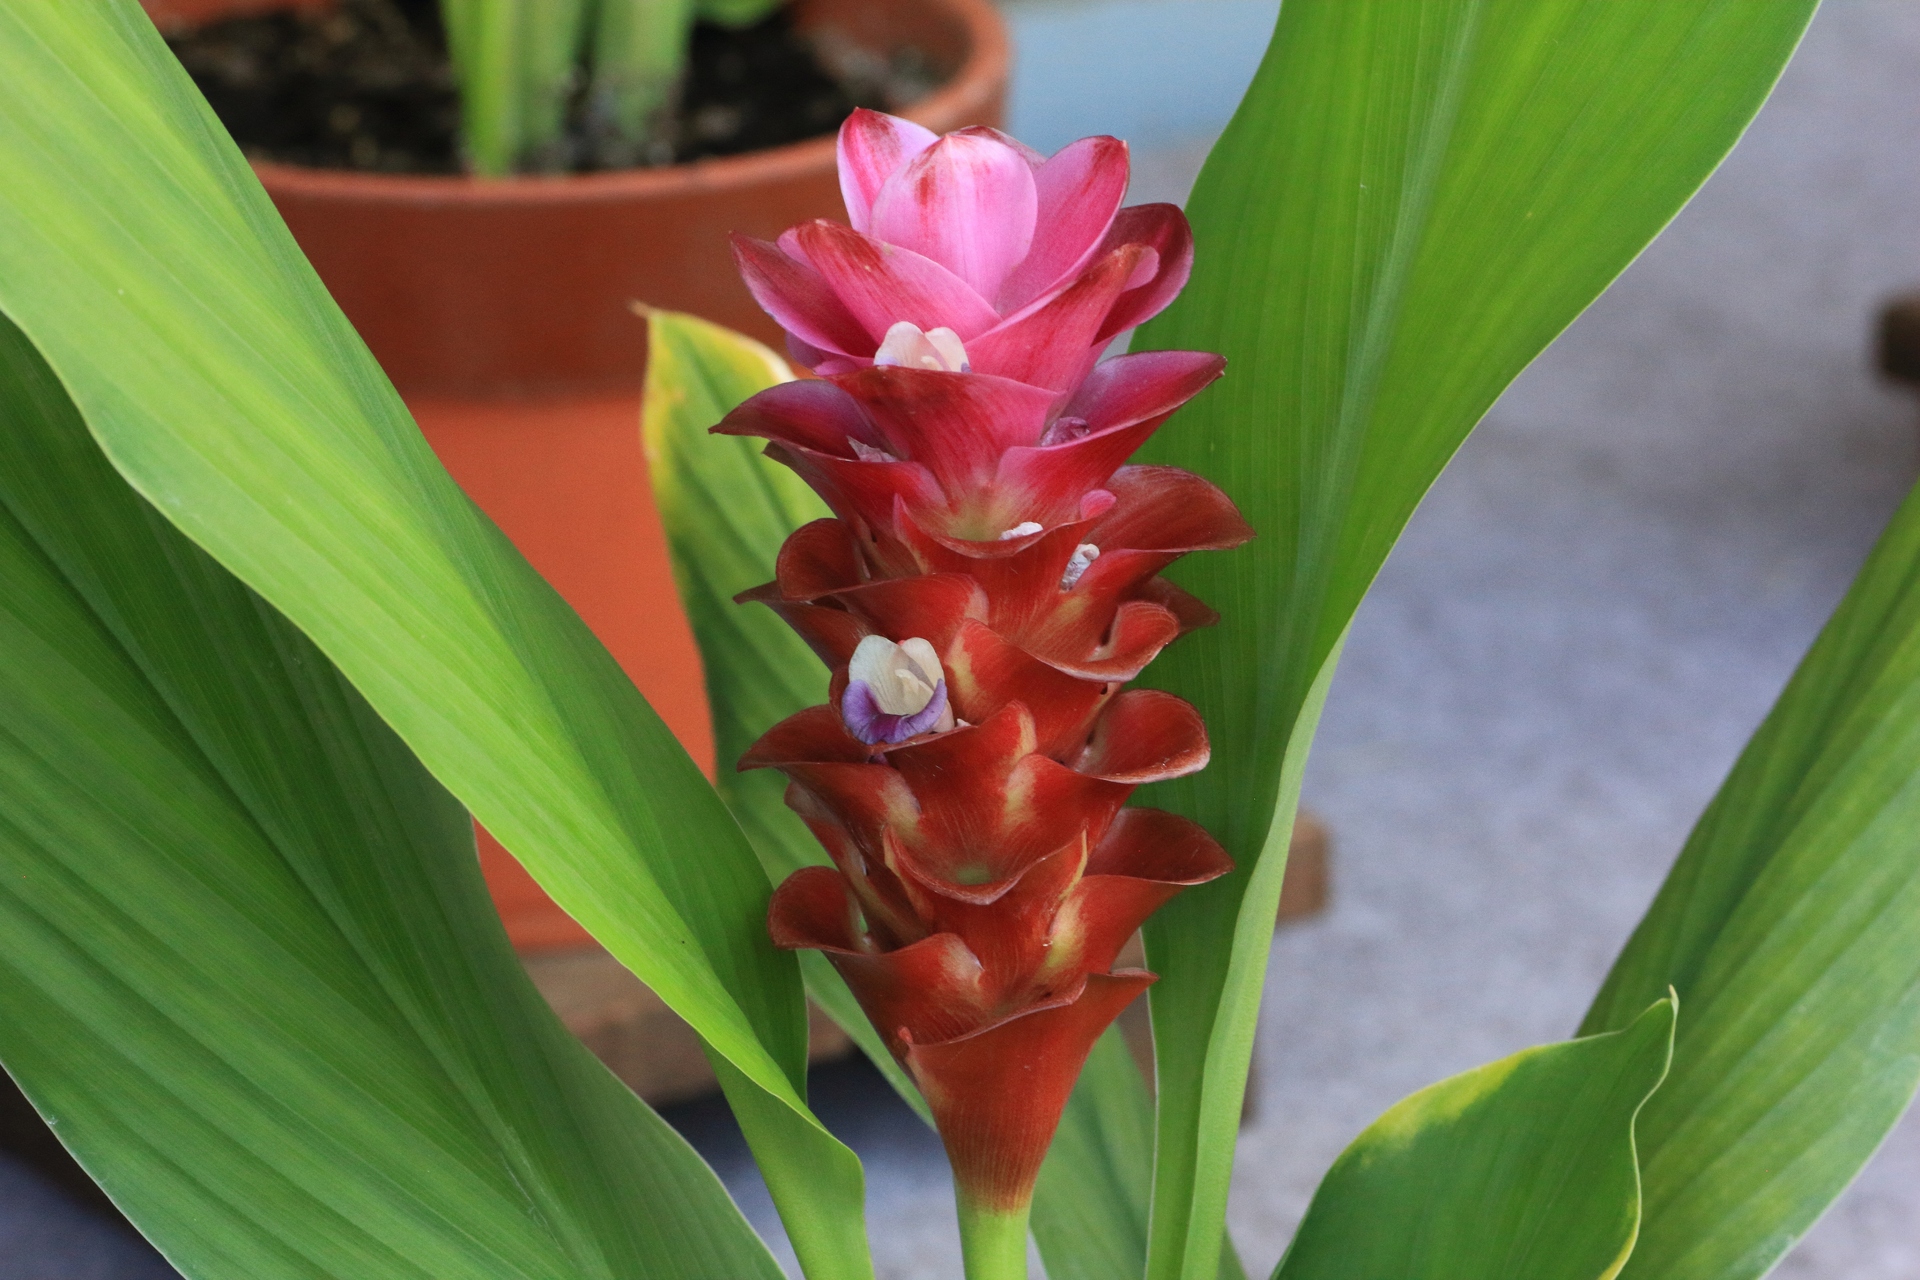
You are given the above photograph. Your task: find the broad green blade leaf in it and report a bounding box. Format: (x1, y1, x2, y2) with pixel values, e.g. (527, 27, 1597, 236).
(638, 309, 921, 1112)
(1275, 998, 1676, 1280)
(1031, 1027, 1155, 1280)
(1580, 477, 1920, 1280)
(640, 310, 835, 888)
(587, 0, 699, 170)
(440, 0, 593, 174)
(641, 309, 1214, 1278)
(1041, 1027, 1249, 1279)
(0, 314, 781, 1280)
(1130, 4, 1815, 1275)
(0, 4, 868, 1275)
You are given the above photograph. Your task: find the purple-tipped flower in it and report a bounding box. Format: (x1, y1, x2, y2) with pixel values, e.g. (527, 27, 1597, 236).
(842, 635, 956, 744)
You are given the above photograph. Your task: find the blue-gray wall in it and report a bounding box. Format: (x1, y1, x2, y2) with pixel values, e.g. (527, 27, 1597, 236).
(1001, 0, 1281, 152)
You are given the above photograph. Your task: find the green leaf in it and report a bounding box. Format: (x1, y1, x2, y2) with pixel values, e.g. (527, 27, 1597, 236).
(1130, 4, 1815, 1275)
(638, 308, 922, 1110)
(586, 0, 698, 169)
(1275, 998, 1676, 1280)
(441, 0, 594, 174)
(0, 312, 782, 1280)
(640, 309, 835, 887)
(1030, 1028, 1155, 1280)
(1581, 476, 1920, 1280)
(0, 4, 869, 1275)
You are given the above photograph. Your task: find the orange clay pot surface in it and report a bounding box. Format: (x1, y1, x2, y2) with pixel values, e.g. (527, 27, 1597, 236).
(145, 0, 1009, 950)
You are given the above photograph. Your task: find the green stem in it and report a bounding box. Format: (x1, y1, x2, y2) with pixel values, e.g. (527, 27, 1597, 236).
(440, 0, 591, 175)
(585, 0, 697, 169)
(957, 1197, 1030, 1280)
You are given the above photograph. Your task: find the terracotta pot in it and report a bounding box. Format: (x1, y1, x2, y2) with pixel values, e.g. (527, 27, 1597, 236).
(147, 0, 1009, 951)
(152, 0, 1008, 393)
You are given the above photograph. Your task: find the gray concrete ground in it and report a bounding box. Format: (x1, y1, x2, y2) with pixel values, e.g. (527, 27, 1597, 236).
(0, 1155, 174, 1280)
(8, 3, 1920, 1278)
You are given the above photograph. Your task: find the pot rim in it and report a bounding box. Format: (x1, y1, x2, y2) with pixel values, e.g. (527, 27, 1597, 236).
(249, 0, 1010, 206)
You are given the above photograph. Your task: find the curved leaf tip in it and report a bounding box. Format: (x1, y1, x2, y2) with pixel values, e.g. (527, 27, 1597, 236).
(1274, 996, 1675, 1280)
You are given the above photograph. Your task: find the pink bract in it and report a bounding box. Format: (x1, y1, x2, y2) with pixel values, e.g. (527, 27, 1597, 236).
(732, 108, 1195, 392)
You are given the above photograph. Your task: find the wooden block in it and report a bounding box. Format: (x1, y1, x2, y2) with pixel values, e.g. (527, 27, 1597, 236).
(1279, 808, 1332, 921)
(1879, 292, 1920, 387)
(523, 947, 854, 1108)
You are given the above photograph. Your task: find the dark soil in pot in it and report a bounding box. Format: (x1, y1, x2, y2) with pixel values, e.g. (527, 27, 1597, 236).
(162, 0, 936, 173)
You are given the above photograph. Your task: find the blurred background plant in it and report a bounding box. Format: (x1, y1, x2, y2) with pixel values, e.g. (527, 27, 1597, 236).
(442, 0, 779, 174)
(161, 0, 926, 176)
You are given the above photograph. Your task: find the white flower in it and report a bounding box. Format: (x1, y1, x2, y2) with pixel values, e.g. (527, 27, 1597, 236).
(849, 635, 948, 717)
(1060, 543, 1100, 589)
(874, 320, 971, 373)
(848, 437, 899, 463)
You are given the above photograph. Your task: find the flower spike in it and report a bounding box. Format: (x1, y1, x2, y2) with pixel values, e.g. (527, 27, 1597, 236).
(723, 110, 1248, 1264)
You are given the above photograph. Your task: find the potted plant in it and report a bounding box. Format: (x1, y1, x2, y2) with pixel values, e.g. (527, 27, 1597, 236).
(4, 3, 1910, 1280)
(142, 0, 1008, 956)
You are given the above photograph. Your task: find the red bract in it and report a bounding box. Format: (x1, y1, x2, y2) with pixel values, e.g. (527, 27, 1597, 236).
(725, 109, 1247, 1221)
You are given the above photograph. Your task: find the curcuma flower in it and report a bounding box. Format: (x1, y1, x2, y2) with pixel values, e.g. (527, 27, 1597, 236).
(724, 109, 1249, 1260)
(732, 108, 1194, 397)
